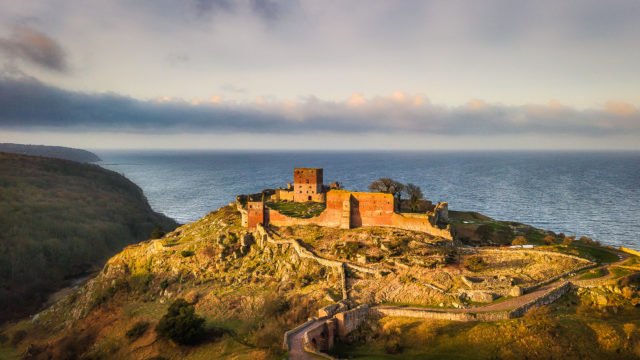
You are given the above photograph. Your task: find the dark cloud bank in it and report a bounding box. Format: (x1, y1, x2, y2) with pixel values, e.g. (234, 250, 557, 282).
(0, 75, 637, 136)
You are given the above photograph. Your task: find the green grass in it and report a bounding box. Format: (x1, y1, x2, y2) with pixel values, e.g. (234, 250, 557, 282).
(578, 268, 607, 280)
(266, 201, 326, 218)
(0, 344, 18, 360)
(572, 244, 620, 263)
(610, 267, 633, 279)
(548, 244, 620, 264)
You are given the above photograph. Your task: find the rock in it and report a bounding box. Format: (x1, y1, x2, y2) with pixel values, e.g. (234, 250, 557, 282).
(613, 286, 622, 294)
(596, 294, 609, 306)
(509, 286, 523, 297)
(468, 291, 496, 303)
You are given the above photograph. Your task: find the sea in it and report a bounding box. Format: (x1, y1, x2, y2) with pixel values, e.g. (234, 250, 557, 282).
(97, 151, 640, 249)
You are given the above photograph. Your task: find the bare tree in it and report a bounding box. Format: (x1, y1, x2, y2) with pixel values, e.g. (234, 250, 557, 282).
(403, 183, 424, 212)
(368, 178, 404, 208)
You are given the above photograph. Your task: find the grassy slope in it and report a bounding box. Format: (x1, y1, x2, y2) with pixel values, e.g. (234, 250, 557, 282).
(332, 285, 640, 359)
(0, 207, 336, 359)
(1, 200, 637, 359)
(0, 152, 177, 323)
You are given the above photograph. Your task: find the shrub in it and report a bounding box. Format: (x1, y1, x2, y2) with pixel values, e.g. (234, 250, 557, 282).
(155, 299, 205, 345)
(399, 274, 417, 284)
(579, 236, 599, 246)
(562, 236, 574, 246)
(10, 329, 27, 346)
(511, 236, 528, 245)
(126, 321, 150, 342)
(160, 279, 170, 290)
(464, 256, 486, 272)
(150, 227, 165, 239)
(180, 250, 195, 257)
(542, 235, 556, 245)
(385, 339, 403, 354)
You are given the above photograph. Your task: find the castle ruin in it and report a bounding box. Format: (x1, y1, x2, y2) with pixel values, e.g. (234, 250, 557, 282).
(237, 167, 452, 240)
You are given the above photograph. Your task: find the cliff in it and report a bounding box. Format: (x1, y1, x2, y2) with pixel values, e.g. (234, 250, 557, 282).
(0, 143, 101, 163)
(0, 153, 177, 323)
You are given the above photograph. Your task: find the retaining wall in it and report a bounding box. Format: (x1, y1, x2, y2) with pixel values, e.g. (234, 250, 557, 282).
(334, 305, 371, 338)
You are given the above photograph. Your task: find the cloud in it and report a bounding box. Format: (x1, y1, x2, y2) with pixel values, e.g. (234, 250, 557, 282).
(166, 53, 190, 63)
(0, 75, 638, 137)
(191, 0, 291, 21)
(0, 26, 68, 72)
(221, 83, 246, 93)
(250, 0, 285, 21)
(193, 0, 235, 16)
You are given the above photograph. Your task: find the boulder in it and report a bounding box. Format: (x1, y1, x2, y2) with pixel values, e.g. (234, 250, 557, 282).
(469, 291, 496, 303)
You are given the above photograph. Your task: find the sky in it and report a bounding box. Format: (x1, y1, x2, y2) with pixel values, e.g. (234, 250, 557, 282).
(0, 0, 639, 150)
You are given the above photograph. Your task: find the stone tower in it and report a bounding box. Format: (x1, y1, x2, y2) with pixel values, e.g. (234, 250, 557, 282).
(293, 168, 324, 202)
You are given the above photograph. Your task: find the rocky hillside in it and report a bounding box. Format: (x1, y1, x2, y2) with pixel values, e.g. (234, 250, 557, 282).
(0, 144, 101, 162)
(0, 153, 177, 323)
(1, 205, 335, 359)
(1, 202, 638, 359)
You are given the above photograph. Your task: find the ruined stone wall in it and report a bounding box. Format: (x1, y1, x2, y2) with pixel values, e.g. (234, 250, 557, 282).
(391, 213, 454, 240)
(303, 320, 335, 352)
(274, 189, 295, 202)
(260, 189, 453, 239)
(433, 202, 449, 224)
(334, 305, 371, 338)
(246, 201, 264, 229)
(373, 307, 510, 321)
(349, 192, 395, 227)
(236, 202, 249, 227)
(508, 282, 572, 318)
(373, 281, 573, 322)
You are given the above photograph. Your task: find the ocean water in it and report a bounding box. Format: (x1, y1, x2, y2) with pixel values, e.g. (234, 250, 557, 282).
(97, 151, 640, 248)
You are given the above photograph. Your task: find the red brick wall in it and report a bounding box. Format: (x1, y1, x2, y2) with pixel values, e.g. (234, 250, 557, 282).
(258, 189, 452, 240)
(350, 192, 394, 227)
(247, 201, 264, 229)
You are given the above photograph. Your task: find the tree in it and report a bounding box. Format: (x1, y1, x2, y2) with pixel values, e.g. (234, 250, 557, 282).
(403, 183, 424, 212)
(369, 178, 405, 208)
(512, 236, 528, 245)
(156, 299, 205, 345)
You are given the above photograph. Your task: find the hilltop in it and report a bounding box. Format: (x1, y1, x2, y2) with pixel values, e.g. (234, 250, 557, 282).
(0, 153, 177, 323)
(0, 143, 101, 163)
(1, 202, 638, 359)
